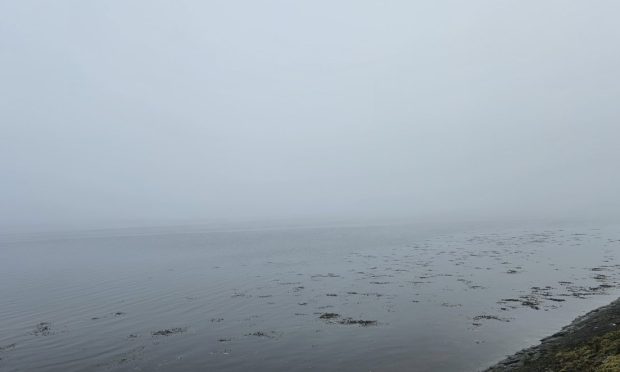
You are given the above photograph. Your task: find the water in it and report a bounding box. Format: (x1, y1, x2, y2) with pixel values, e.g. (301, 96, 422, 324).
(1, 222, 619, 371)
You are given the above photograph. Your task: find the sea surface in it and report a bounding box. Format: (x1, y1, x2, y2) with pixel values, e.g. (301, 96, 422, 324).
(1, 221, 619, 371)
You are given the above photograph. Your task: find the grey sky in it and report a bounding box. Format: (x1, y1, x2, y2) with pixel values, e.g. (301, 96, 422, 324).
(1, 1, 619, 230)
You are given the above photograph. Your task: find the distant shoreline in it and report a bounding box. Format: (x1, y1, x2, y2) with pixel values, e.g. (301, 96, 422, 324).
(485, 297, 620, 371)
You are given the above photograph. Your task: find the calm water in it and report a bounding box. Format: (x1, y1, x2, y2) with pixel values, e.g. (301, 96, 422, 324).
(1, 222, 619, 371)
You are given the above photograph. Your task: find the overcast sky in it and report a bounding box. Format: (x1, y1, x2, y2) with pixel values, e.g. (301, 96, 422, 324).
(1, 1, 619, 230)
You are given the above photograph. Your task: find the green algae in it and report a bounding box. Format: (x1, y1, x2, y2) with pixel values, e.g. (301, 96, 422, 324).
(553, 330, 620, 371)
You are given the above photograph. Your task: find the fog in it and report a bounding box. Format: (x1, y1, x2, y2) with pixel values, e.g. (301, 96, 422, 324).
(1, 1, 619, 231)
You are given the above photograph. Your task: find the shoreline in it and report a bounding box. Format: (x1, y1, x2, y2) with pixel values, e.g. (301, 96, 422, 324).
(485, 297, 620, 371)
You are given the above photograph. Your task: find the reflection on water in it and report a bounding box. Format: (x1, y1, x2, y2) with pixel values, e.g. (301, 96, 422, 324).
(0, 222, 619, 371)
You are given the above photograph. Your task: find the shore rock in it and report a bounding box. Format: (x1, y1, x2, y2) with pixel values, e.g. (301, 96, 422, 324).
(485, 298, 620, 371)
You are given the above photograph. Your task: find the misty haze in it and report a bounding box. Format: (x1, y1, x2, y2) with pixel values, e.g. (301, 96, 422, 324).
(1, 1, 619, 371)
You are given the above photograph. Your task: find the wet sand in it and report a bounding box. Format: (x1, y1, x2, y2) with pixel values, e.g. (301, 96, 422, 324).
(485, 297, 620, 371)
